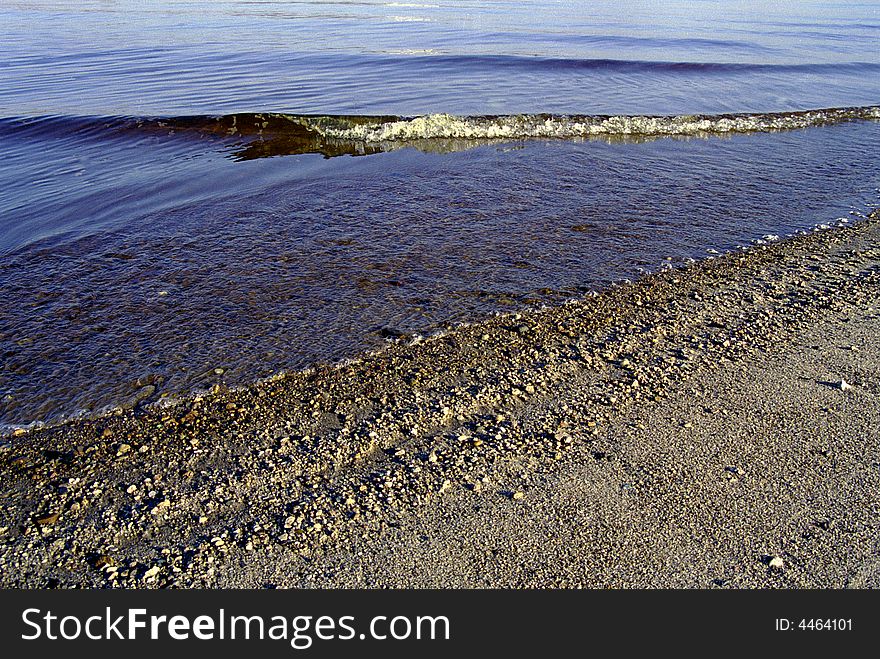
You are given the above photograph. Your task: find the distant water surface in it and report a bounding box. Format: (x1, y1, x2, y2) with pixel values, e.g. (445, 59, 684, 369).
(3, 0, 880, 116)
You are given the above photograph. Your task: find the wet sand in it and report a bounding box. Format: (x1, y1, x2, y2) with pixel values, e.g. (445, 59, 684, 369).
(1, 212, 879, 588)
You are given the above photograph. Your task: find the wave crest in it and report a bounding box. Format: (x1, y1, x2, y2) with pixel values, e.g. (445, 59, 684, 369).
(306, 106, 880, 142)
(1, 106, 878, 159)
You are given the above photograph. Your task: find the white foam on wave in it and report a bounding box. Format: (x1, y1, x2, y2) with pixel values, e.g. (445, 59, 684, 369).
(308, 106, 880, 143)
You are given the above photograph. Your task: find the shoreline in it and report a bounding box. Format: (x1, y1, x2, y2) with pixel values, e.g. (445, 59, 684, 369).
(0, 217, 860, 437)
(2, 212, 879, 587)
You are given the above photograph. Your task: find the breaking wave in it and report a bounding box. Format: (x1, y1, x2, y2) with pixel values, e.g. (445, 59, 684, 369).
(307, 105, 880, 141)
(1, 105, 878, 159)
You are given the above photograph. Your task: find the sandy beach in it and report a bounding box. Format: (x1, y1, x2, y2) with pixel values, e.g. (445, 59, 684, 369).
(2, 212, 879, 589)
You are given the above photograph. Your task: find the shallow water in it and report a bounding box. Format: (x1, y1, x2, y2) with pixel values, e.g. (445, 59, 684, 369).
(1, 1, 879, 426)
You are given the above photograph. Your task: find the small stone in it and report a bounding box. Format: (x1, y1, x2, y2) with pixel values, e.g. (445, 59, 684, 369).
(143, 566, 161, 579)
(151, 499, 170, 515)
(116, 443, 131, 456)
(36, 512, 60, 526)
(127, 385, 155, 408)
(769, 556, 784, 569)
(838, 379, 852, 391)
(512, 491, 525, 500)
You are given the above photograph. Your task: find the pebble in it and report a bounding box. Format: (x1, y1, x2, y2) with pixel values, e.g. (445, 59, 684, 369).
(36, 512, 60, 526)
(151, 499, 170, 515)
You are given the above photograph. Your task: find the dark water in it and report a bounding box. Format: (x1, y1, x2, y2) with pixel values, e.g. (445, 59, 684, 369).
(1, 1, 879, 427)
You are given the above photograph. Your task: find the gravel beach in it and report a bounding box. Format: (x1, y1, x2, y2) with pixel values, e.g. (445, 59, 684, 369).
(2, 213, 879, 589)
